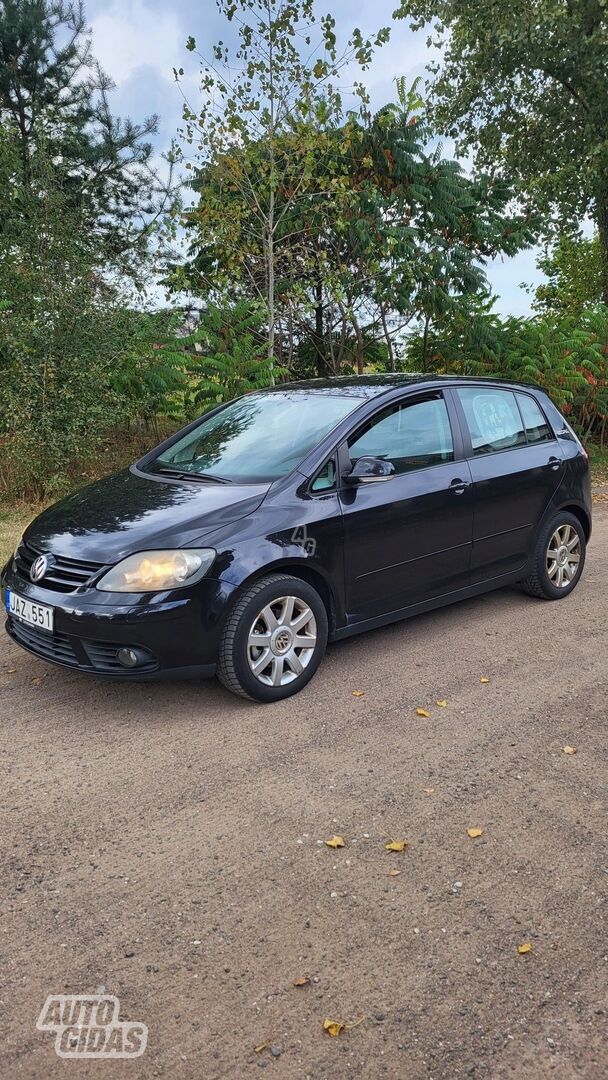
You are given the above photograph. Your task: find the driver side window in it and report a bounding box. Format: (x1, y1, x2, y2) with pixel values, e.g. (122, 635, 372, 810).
(347, 395, 454, 476)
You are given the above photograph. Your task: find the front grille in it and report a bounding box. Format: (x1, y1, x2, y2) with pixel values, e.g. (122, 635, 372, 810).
(15, 542, 104, 593)
(9, 619, 79, 667)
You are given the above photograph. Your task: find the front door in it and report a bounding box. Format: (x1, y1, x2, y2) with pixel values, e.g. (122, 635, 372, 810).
(339, 392, 474, 622)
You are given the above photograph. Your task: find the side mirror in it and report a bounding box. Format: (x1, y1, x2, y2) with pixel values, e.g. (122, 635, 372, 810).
(344, 455, 396, 484)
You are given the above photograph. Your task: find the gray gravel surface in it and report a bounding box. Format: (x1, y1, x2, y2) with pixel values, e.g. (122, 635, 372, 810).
(1, 510, 607, 1079)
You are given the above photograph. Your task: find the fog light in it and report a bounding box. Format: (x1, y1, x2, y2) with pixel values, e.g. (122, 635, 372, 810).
(117, 647, 143, 668)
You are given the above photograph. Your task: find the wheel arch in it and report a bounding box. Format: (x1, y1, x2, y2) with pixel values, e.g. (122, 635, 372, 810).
(554, 502, 591, 540)
(221, 560, 339, 636)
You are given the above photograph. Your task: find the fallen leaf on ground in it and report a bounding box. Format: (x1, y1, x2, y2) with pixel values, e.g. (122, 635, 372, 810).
(436, 699, 448, 707)
(352, 690, 365, 697)
(323, 1020, 344, 1038)
(416, 708, 431, 717)
(517, 943, 533, 954)
(325, 835, 345, 848)
(562, 745, 577, 755)
(385, 839, 407, 852)
(31, 676, 44, 685)
(293, 976, 310, 987)
(466, 827, 484, 839)
(480, 676, 490, 684)
(387, 868, 401, 877)
(423, 787, 434, 795)
(6, 669, 16, 674)
(254, 1042, 270, 1053)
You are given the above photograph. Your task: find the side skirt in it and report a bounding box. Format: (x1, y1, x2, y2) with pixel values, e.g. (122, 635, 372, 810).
(330, 569, 528, 642)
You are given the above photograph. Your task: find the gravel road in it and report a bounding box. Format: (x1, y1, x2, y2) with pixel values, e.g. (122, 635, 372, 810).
(2, 510, 607, 1079)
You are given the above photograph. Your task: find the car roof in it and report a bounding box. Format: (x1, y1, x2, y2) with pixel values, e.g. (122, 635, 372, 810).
(258, 374, 544, 399)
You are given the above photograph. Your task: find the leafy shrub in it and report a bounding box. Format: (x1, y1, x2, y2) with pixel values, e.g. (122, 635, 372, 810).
(407, 305, 608, 444)
(160, 300, 278, 418)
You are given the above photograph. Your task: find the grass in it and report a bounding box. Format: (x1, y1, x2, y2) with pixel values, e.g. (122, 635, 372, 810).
(0, 502, 47, 567)
(0, 422, 176, 568)
(588, 445, 608, 485)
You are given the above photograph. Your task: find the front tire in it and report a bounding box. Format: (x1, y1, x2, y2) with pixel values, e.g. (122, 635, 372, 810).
(521, 512, 586, 600)
(217, 573, 328, 702)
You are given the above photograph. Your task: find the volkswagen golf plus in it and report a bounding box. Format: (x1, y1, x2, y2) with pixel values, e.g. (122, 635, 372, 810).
(2, 376, 591, 702)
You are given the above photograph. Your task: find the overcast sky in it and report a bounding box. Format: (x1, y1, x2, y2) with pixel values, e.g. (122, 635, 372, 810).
(86, 0, 542, 314)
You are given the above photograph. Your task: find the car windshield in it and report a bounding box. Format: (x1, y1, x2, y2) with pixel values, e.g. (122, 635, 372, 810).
(147, 391, 362, 484)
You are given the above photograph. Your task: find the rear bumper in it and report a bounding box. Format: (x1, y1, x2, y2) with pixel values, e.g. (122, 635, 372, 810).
(2, 560, 234, 680)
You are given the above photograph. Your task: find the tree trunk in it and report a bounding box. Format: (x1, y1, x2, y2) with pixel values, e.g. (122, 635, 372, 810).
(596, 190, 608, 306)
(312, 274, 329, 377)
(266, 188, 276, 385)
(380, 303, 395, 371)
(421, 313, 431, 373)
(351, 312, 365, 375)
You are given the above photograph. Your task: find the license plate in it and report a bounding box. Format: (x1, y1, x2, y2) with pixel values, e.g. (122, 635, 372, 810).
(6, 589, 54, 633)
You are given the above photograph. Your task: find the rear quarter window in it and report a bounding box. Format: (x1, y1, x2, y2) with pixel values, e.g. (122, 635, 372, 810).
(516, 393, 553, 444)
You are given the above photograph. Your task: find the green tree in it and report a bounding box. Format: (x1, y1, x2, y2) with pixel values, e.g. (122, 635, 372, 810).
(181, 90, 535, 376)
(0, 0, 174, 274)
(533, 234, 602, 316)
(395, 0, 608, 302)
(0, 126, 176, 497)
(175, 0, 390, 371)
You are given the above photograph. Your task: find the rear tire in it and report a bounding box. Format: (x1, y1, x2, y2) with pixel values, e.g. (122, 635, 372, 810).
(521, 512, 586, 600)
(217, 573, 328, 702)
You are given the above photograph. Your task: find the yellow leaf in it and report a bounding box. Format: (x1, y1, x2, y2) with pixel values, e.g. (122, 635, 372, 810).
(323, 1019, 344, 1038)
(423, 787, 434, 795)
(254, 1042, 270, 1053)
(6, 668, 16, 674)
(480, 676, 490, 684)
(416, 708, 431, 717)
(293, 976, 310, 987)
(385, 839, 407, 852)
(387, 868, 401, 877)
(467, 827, 483, 838)
(325, 835, 345, 848)
(517, 943, 533, 955)
(352, 690, 365, 697)
(436, 699, 448, 707)
(31, 676, 43, 685)
(563, 745, 577, 755)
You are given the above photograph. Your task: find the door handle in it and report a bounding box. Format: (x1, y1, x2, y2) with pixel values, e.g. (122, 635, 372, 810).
(547, 456, 562, 471)
(449, 478, 470, 495)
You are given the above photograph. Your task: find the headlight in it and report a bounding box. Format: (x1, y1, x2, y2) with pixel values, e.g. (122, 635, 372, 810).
(96, 549, 216, 592)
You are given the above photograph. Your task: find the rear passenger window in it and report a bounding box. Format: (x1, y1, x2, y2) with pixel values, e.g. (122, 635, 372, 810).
(516, 393, 552, 443)
(457, 388, 525, 455)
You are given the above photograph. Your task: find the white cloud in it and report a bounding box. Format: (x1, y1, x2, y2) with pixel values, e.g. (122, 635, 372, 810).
(90, 1, 183, 86)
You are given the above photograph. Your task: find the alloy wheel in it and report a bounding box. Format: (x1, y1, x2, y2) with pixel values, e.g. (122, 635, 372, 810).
(546, 524, 581, 589)
(246, 595, 317, 687)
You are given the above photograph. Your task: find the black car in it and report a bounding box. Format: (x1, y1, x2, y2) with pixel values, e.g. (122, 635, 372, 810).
(2, 376, 591, 702)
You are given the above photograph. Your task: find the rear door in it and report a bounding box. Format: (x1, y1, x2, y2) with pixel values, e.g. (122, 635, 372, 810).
(339, 390, 473, 622)
(452, 386, 565, 583)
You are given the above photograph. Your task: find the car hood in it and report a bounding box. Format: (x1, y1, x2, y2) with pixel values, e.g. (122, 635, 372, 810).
(23, 468, 269, 564)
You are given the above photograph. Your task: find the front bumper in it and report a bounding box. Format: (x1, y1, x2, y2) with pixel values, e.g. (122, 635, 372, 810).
(2, 560, 237, 680)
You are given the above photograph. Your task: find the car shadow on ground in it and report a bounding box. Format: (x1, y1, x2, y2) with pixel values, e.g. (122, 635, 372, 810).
(2, 582, 533, 725)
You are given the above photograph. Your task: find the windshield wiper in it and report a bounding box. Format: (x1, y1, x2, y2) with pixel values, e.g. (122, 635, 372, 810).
(156, 467, 231, 484)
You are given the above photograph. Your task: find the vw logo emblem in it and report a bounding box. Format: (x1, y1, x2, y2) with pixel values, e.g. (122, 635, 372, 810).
(30, 555, 49, 583)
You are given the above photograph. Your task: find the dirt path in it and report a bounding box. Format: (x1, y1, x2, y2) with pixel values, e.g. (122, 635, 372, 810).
(1, 512, 607, 1079)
